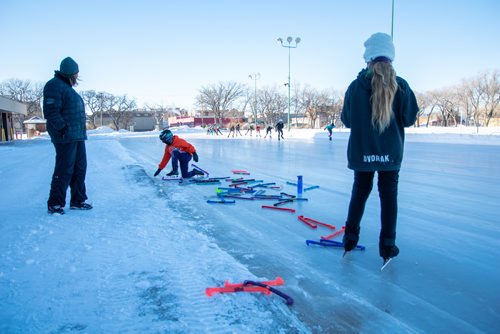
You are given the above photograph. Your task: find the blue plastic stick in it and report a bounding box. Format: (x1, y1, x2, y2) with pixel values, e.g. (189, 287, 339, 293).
(243, 281, 294, 305)
(305, 239, 365, 251)
(207, 199, 236, 204)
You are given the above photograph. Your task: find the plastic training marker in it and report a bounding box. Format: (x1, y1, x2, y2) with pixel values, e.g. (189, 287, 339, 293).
(243, 280, 294, 305)
(297, 175, 303, 194)
(232, 170, 250, 175)
(298, 216, 335, 230)
(304, 185, 320, 191)
(206, 277, 284, 297)
(321, 226, 345, 240)
(162, 176, 182, 181)
(191, 163, 209, 176)
(192, 179, 221, 184)
(306, 239, 365, 251)
(207, 199, 236, 204)
(262, 205, 296, 213)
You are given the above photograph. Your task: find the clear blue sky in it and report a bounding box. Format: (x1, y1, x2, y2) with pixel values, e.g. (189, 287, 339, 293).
(1, 0, 498, 109)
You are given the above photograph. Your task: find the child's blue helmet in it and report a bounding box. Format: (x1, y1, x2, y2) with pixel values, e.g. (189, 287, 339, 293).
(159, 129, 173, 144)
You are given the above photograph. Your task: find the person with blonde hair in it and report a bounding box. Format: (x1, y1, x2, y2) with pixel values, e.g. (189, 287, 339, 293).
(341, 33, 419, 264)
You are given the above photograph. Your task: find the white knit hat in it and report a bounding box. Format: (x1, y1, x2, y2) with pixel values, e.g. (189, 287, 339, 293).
(363, 33, 395, 63)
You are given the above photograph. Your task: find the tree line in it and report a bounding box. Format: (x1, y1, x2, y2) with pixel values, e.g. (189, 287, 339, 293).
(1, 69, 497, 131)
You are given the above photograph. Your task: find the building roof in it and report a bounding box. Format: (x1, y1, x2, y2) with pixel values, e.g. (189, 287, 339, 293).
(0, 96, 27, 115)
(23, 116, 46, 124)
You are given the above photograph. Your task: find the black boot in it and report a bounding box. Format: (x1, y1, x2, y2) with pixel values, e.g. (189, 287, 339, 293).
(70, 202, 93, 210)
(166, 169, 178, 176)
(343, 225, 360, 252)
(379, 235, 399, 259)
(192, 168, 205, 176)
(48, 205, 65, 215)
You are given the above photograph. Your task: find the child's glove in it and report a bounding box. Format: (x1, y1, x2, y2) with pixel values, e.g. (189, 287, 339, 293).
(154, 168, 162, 177)
(193, 152, 199, 162)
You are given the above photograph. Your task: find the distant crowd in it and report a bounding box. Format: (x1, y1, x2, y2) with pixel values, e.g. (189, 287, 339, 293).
(204, 119, 286, 140)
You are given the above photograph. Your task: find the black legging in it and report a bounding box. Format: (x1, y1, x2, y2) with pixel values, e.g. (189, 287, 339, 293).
(345, 170, 399, 242)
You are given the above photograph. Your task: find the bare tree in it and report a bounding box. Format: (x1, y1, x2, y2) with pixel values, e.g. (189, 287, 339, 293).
(108, 95, 136, 130)
(258, 86, 287, 125)
(326, 89, 344, 127)
(479, 70, 500, 126)
(414, 92, 429, 127)
(455, 82, 474, 126)
(80, 90, 101, 128)
(196, 81, 246, 125)
(301, 86, 330, 128)
(143, 104, 165, 130)
(0, 78, 43, 129)
(462, 77, 484, 127)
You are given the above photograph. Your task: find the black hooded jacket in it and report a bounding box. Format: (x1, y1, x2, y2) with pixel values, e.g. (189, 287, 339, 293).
(341, 68, 419, 171)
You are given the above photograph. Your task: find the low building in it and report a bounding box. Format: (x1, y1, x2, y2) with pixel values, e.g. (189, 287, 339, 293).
(0, 96, 27, 142)
(23, 116, 47, 138)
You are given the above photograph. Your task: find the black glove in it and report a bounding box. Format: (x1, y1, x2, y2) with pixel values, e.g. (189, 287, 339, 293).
(59, 124, 68, 137)
(192, 152, 199, 162)
(154, 168, 162, 177)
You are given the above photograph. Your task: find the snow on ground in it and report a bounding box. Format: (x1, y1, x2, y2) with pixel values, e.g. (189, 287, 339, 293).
(1, 127, 499, 333)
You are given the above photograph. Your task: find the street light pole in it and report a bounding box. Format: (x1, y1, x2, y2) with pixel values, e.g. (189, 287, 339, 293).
(248, 73, 261, 126)
(277, 36, 301, 131)
(391, 0, 395, 40)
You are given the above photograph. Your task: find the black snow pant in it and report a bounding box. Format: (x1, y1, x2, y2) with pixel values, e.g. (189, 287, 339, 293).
(171, 150, 196, 178)
(48, 141, 88, 208)
(345, 170, 399, 254)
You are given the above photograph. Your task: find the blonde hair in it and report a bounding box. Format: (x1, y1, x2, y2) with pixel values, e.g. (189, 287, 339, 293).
(369, 61, 397, 133)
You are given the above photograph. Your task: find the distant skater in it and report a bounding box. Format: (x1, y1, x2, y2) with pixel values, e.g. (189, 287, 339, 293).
(341, 32, 419, 264)
(245, 124, 254, 136)
(215, 125, 223, 135)
(264, 125, 273, 139)
(255, 124, 261, 137)
(227, 123, 235, 138)
(276, 119, 285, 141)
(235, 123, 243, 136)
(324, 122, 335, 141)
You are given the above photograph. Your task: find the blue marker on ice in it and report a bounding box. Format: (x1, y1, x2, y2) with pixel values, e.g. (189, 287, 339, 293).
(297, 175, 303, 195)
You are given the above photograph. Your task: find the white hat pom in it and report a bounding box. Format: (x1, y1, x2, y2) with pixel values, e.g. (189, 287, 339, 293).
(363, 33, 395, 63)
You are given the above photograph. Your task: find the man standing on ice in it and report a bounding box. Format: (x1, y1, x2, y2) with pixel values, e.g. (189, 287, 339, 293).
(154, 129, 204, 179)
(340, 33, 419, 265)
(43, 57, 92, 215)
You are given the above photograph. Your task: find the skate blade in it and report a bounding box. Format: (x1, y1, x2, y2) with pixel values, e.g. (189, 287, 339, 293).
(381, 258, 393, 271)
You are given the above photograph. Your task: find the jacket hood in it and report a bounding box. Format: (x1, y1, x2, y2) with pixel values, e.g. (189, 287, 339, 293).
(356, 68, 373, 91)
(54, 71, 73, 86)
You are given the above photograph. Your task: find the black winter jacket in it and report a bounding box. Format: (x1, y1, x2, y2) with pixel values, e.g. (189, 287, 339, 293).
(341, 68, 419, 171)
(43, 72, 87, 143)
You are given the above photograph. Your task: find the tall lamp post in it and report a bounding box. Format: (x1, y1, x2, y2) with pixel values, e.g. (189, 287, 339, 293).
(248, 73, 261, 126)
(277, 36, 301, 131)
(391, 0, 395, 40)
